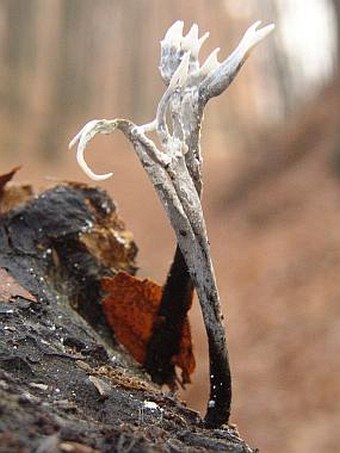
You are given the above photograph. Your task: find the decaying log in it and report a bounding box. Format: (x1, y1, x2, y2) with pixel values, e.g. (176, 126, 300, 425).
(0, 181, 255, 452)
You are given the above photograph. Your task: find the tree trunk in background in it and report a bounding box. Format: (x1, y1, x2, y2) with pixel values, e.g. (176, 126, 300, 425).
(333, 0, 340, 62)
(257, 0, 297, 115)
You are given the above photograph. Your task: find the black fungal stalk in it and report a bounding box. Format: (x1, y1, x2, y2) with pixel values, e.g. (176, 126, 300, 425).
(145, 245, 194, 387)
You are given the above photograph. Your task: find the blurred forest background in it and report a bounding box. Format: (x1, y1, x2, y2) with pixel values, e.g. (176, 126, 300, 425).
(1, 1, 340, 452)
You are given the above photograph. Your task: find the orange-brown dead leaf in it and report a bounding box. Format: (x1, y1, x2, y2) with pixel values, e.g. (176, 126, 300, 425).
(101, 272, 195, 383)
(0, 268, 37, 303)
(0, 166, 34, 215)
(0, 167, 21, 193)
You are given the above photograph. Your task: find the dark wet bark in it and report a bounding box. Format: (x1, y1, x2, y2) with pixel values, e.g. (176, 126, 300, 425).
(0, 182, 255, 452)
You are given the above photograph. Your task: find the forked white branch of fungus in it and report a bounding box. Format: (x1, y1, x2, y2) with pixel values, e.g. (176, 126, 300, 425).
(69, 20, 274, 428)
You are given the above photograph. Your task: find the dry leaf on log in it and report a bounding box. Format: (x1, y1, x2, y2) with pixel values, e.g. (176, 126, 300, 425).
(101, 272, 195, 386)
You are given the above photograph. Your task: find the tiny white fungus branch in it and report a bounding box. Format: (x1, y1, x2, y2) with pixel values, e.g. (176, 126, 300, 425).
(70, 119, 116, 181)
(199, 47, 220, 76)
(162, 20, 184, 48)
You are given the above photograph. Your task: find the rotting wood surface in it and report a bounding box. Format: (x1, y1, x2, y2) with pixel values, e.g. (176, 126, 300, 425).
(0, 180, 255, 452)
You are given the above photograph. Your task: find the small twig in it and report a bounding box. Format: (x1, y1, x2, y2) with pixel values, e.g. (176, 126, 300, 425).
(69, 20, 274, 428)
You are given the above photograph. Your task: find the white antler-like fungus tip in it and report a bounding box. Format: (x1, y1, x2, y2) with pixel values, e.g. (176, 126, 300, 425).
(68, 130, 82, 150)
(69, 119, 114, 181)
(198, 31, 210, 49)
(199, 20, 275, 98)
(200, 47, 220, 76)
(182, 23, 199, 54)
(256, 22, 275, 41)
(184, 23, 198, 42)
(163, 20, 184, 48)
(69, 119, 101, 150)
(239, 21, 275, 59)
(168, 51, 191, 90)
